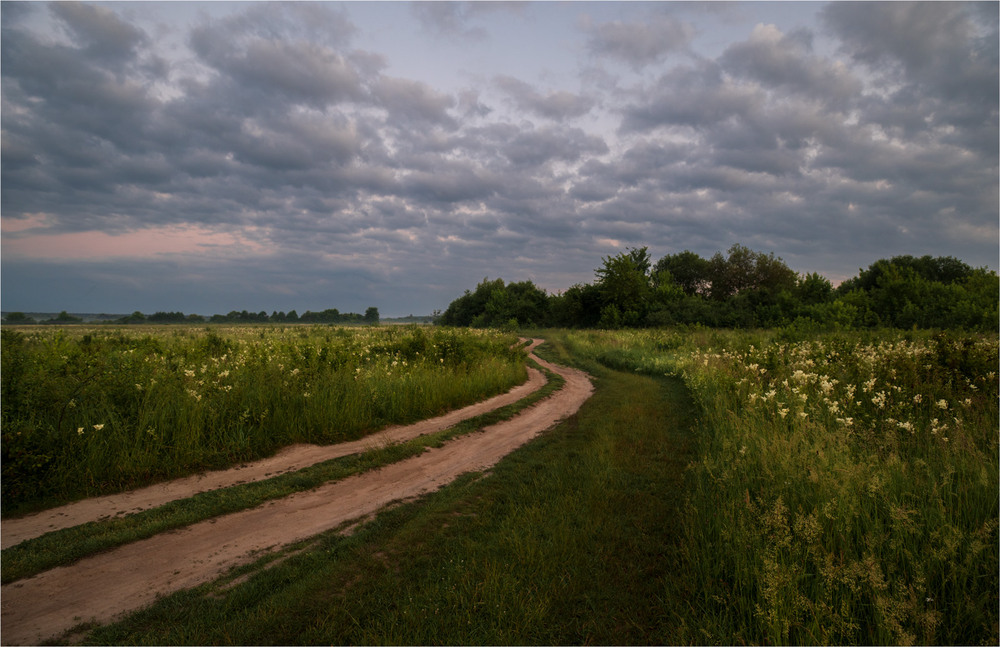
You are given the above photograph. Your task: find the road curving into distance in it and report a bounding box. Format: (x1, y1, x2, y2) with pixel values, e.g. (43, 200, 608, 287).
(1, 339, 593, 646)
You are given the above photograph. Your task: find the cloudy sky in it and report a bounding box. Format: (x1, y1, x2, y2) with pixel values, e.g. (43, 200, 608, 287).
(2, 1, 997, 316)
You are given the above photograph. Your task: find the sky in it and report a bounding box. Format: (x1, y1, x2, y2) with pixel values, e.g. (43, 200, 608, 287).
(2, 1, 997, 317)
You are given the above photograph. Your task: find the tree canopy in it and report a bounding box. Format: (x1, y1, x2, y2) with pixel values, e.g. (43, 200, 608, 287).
(439, 249, 997, 332)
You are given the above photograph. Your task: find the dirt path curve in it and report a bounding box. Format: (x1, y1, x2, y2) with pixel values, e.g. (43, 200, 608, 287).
(1, 340, 547, 550)
(1, 341, 592, 646)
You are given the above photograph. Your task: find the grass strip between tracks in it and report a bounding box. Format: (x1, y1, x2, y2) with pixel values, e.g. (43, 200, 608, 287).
(74, 333, 701, 646)
(2, 357, 563, 585)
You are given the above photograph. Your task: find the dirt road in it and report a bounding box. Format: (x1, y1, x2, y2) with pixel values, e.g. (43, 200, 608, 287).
(2, 340, 548, 550)
(1, 340, 592, 646)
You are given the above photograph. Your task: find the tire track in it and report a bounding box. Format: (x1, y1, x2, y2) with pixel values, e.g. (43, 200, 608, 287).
(0, 340, 592, 646)
(1, 340, 546, 550)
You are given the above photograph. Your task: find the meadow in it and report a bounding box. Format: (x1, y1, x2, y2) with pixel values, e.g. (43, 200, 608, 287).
(557, 327, 999, 644)
(1, 324, 996, 645)
(1, 325, 525, 514)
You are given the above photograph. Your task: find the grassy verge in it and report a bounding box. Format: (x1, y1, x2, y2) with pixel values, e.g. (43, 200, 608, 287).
(3, 357, 562, 584)
(74, 333, 700, 645)
(2, 325, 525, 515)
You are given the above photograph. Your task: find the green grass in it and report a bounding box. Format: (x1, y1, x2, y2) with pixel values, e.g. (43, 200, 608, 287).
(3, 357, 564, 584)
(2, 325, 525, 514)
(74, 333, 701, 645)
(556, 327, 999, 645)
(19, 327, 996, 645)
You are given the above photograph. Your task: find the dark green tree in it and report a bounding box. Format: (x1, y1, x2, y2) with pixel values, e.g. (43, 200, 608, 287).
(2, 312, 34, 324)
(595, 247, 653, 327)
(653, 250, 712, 296)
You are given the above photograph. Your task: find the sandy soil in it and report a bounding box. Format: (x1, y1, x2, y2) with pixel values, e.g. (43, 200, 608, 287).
(0, 340, 592, 646)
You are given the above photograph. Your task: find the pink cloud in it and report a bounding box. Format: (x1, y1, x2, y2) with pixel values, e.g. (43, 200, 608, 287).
(2, 225, 268, 260)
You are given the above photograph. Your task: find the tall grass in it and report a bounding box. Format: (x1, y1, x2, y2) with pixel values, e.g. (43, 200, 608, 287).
(80, 337, 699, 646)
(1, 325, 525, 513)
(561, 327, 999, 645)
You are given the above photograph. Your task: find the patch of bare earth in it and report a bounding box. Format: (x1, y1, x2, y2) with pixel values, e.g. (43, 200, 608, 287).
(0, 341, 592, 646)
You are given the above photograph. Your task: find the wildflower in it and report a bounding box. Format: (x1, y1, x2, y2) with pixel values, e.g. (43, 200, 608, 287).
(303, 392, 311, 399)
(218, 370, 230, 378)
(136, 383, 143, 391)
(936, 399, 948, 410)
(77, 427, 84, 435)
(827, 400, 840, 414)
(68, 399, 76, 408)
(897, 421, 913, 432)
(184, 369, 195, 378)
(913, 394, 923, 404)
(778, 408, 789, 419)
(93, 424, 104, 431)
(872, 392, 887, 408)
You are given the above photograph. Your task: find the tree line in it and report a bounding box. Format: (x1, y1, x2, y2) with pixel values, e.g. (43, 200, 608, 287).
(3, 307, 380, 325)
(438, 245, 998, 332)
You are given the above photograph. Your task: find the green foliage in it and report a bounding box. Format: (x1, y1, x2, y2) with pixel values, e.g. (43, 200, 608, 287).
(440, 249, 996, 331)
(438, 278, 550, 329)
(595, 246, 653, 326)
(50, 311, 83, 323)
(3, 312, 35, 323)
(653, 250, 712, 296)
(83, 337, 699, 646)
(561, 328, 999, 645)
(708, 244, 797, 301)
(1, 325, 526, 513)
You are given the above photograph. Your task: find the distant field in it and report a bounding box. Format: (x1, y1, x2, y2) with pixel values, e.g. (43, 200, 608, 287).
(1, 324, 524, 514)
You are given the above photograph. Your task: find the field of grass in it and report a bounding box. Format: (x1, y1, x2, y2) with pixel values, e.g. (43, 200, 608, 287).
(3, 325, 996, 645)
(1, 325, 525, 514)
(559, 327, 999, 645)
(75, 333, 702, 645)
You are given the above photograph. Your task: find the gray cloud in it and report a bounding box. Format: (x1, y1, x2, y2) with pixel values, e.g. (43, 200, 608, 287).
(720, 24, 862, 106)
(373, 76, 457, 128)
(583, 13, 695, 69)
(1, 2, 996, 316)
(411, 1, 525, 42)
(494, 75, 594, 120)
